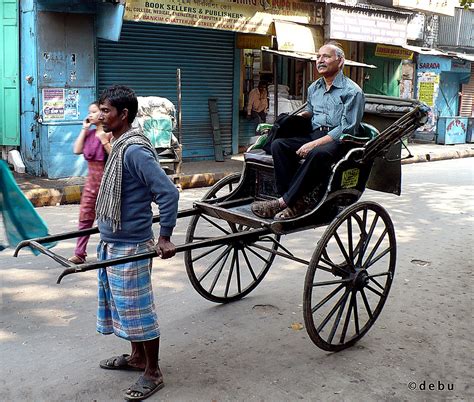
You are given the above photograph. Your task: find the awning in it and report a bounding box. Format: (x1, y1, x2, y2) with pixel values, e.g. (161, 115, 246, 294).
(261, 47, 377, 69)
(272, 20, 323, 54)
(444, 51, 474, 62)
(403, 44, 474, 62)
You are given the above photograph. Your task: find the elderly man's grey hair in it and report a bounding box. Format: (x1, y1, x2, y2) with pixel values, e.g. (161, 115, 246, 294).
(324, 40, 345, 59)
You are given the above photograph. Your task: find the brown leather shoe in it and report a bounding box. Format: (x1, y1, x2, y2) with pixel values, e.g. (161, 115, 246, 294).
(251, 199, 284, 218)
(274, 198, 312, 221)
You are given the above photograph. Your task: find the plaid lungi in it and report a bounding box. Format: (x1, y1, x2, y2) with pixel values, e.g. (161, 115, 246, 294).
(96, 240, 160, 341)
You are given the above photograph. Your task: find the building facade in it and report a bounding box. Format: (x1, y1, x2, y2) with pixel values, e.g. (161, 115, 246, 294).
(3, 0, 473, 177)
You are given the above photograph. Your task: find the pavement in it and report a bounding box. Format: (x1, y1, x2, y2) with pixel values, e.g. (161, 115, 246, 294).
(12, 142, 474, 207)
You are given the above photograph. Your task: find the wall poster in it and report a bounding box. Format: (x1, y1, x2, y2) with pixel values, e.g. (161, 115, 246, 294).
(42, 88, 65, 121)
(42, 88, 80, 121)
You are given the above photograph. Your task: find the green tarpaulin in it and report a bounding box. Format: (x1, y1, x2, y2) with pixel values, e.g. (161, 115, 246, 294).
(0, 161, 55, 254)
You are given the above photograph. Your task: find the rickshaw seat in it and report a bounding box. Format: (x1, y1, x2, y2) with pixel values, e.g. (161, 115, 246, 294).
(244, 123, 379, 167)
(244, 149, 274, 166)
(245, 122, 379, 166)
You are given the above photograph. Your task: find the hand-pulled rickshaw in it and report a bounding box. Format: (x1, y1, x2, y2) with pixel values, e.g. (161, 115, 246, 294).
(14, 95, 429, 352)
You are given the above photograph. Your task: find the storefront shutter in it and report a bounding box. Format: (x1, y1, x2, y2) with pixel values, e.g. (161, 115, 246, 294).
(460, 64, 474, 117)
(98, 22, 235, 160)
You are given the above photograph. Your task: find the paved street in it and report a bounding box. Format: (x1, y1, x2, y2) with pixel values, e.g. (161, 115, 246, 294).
(1, 158, 473, 401)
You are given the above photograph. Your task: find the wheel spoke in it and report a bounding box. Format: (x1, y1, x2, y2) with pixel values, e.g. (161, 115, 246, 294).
(320, 256, 351, 275)
(360, 289, 373, 319)
(365, 284, 384, 298)
(333, 231, 353, 268)
(313, 278, 352, 287)
(200, 214, 231, 235)
(209, 248, 232, 293)
(353, 292, 360, 335)
(244, 244, 270, 264)
(369, 276, 385, 291)
(367, 271, 390, 279)
(198, 245, 232, 283)
(362, 228, 387, 268)
(228, 222, 238, 233)
(224, 249, 237, 298)
(339, 291, 355, 344)
(260, 236, 294, 256)
(347, 216, 354, 261)
(357, 214, 379, 266)
(191, 244, 226, 263)
(315, 264, 334, 274)
(364, 246, 392, 269)
(311, 284, 345, 314)
(327, 290, 350, 344)
(316, 288, 351, 333)
(235, 249, 242, 294)
(241, 248, 258, 281)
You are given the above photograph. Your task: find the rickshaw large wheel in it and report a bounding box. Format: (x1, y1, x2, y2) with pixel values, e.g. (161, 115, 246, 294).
(303, 201, 396, 351)
(185, 173, 280, 303)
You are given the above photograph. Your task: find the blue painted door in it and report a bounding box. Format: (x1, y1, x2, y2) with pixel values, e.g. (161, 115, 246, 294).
(36, 11, 95, 178)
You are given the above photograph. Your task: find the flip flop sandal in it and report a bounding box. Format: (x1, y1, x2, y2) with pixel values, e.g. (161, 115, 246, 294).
(124, 375, 165, 401)
(251, 199, 283, 218)
(68, 255, 86, 264)
(99, 354, 143, 371)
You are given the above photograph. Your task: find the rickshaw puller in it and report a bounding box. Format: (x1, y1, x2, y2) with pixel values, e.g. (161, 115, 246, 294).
(94, 85, 179, 401)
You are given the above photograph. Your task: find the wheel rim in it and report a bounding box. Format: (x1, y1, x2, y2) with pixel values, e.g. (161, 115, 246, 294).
(303, 202, 396, 351)
(185, 173, 280, 303)
(185, 217, 280, 303)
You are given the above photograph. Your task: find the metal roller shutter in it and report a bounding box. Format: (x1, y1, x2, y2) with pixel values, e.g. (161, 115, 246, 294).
(460, 64, 474, 117)
(98, 22, 235, 160)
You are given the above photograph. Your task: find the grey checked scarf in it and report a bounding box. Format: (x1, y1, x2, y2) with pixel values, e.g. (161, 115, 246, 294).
(95, 127, 158, 232)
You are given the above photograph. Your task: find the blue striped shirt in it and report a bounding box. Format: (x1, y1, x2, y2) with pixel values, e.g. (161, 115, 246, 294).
(305, 71, 365, 141)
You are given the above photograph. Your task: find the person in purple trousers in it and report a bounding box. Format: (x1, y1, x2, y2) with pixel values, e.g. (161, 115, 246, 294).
(68, 101, 112, 264)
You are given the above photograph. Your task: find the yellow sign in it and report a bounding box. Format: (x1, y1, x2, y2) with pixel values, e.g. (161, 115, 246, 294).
(418, 81, 435, 106)
(341, 168, 359, 189)
(124, 0, 324, 35)
(375, 44, 413, 60)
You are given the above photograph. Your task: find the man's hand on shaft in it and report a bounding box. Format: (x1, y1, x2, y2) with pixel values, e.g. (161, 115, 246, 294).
(155, 236, 176, 259)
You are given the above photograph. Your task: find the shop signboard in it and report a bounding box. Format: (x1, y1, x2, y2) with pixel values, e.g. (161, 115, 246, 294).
(375, 44, 413, 60)
(417, 55, 471, 73)
(124, 0, 324, 34)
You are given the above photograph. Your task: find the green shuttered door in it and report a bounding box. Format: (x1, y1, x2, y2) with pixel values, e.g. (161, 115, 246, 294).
(0, 0, 20, 146)
(98, 22, 235, 160)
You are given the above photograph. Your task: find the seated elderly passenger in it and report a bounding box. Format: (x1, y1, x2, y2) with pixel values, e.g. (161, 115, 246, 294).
(251, 42, 365, 220)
